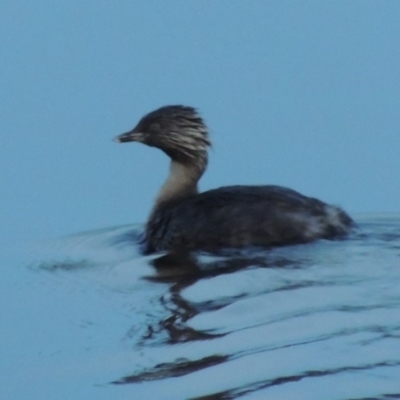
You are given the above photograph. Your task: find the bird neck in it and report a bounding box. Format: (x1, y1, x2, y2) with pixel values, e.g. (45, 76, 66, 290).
(154, 160, 205, 208)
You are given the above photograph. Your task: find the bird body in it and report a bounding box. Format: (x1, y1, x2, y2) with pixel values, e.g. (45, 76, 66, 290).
(144, 185, 352, 254)
(115, 105, 354, 254)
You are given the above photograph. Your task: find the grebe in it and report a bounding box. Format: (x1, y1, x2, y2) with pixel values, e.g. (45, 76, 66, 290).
(115, 105, 354, 254)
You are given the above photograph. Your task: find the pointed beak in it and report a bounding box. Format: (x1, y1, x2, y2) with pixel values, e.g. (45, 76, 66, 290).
(113, 129, 145, 143)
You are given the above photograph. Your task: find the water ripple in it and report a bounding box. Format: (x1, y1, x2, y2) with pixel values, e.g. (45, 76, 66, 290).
(15, 215, 400, 399)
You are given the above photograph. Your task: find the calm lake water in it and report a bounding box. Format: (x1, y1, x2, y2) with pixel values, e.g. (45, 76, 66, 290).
(2, 215, 400, 400)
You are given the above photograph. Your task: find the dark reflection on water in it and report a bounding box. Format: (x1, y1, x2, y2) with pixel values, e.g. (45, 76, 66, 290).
(113, 355, 228, 385)
(37, 216, 400, 399)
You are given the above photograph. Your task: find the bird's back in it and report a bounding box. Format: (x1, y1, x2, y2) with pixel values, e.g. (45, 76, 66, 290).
(144, 185, 354, 253)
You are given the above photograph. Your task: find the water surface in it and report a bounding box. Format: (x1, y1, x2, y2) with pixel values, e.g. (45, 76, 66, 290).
(2, 215, 400, 399)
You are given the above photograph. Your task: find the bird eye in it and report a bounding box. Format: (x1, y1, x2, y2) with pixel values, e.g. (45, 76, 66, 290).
(149, 122, 161, 133)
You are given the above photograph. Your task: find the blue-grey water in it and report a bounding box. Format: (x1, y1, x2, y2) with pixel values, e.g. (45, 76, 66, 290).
(2, 215, 400, 400)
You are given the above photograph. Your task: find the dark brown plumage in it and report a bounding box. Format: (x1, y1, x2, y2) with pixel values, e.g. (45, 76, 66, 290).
(115, 105, 354, 254)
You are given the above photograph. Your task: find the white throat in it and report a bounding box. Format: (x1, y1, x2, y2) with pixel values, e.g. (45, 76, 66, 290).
(154, 161, 201, 207)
